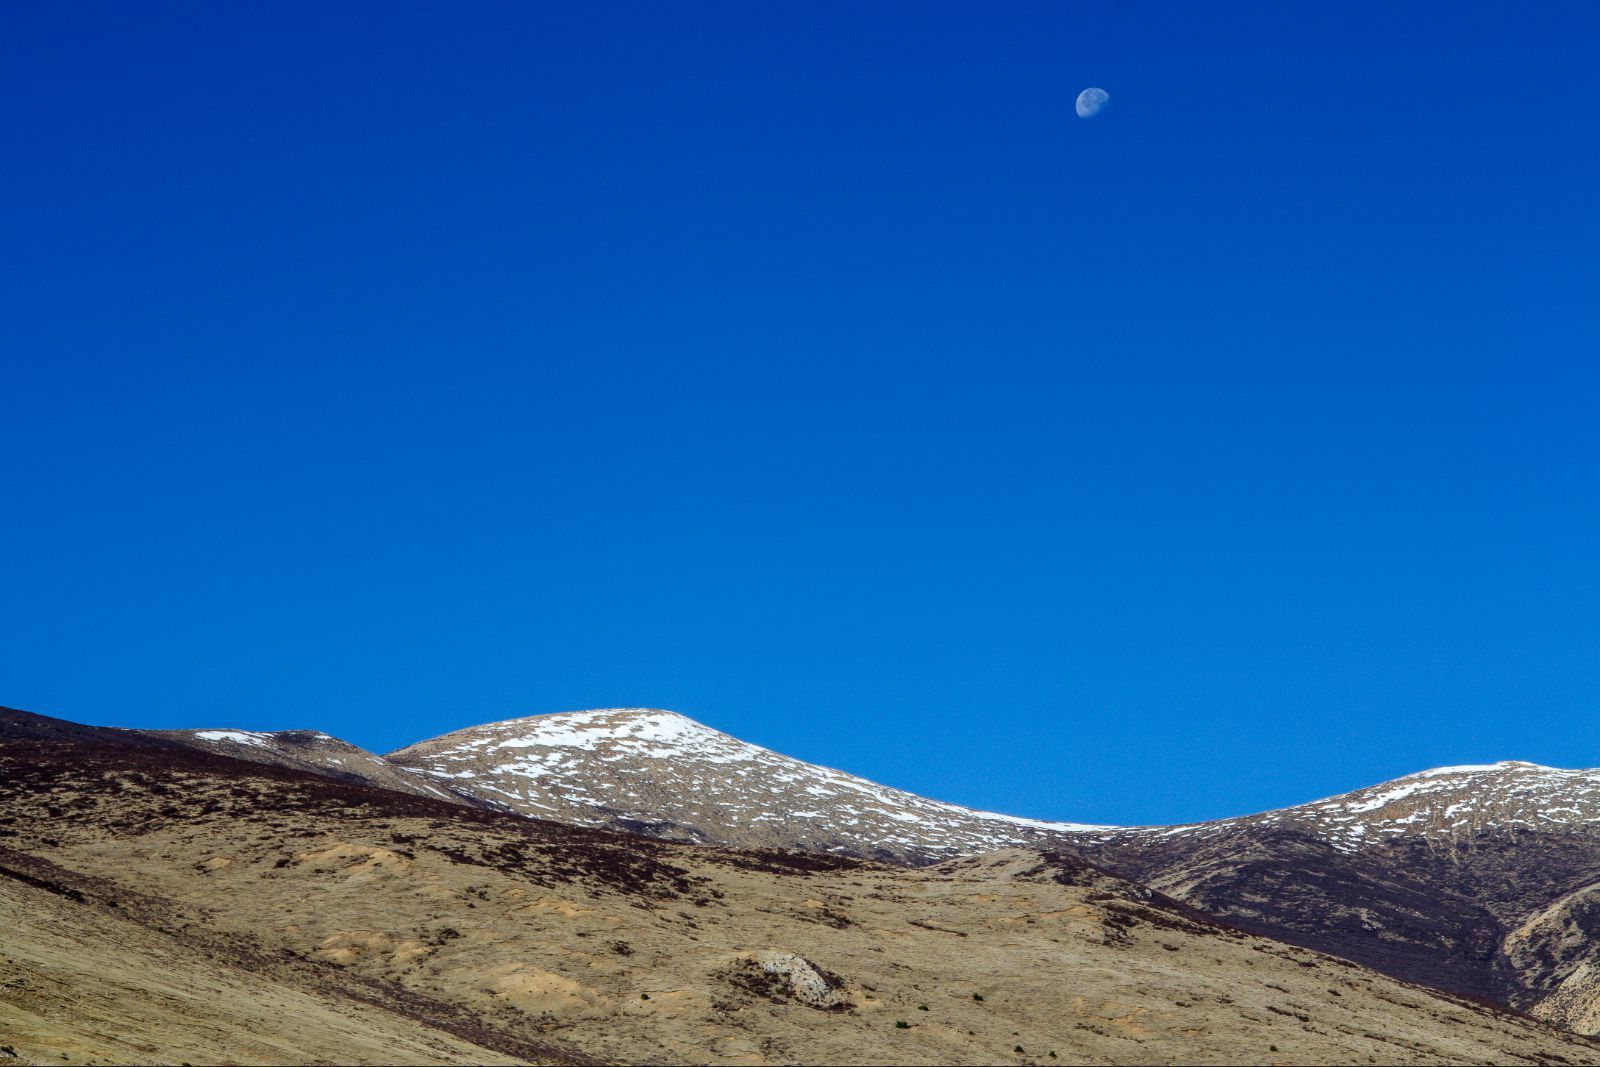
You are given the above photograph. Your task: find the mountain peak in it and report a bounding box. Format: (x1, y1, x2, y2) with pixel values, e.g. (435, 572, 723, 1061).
(386, 707, 740, 764)
(1407, 759, 1551, 776)
(384, 706, 1108, 861)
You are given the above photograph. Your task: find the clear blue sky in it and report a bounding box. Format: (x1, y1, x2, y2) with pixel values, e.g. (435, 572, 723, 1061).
(4, 2, 1598, 826)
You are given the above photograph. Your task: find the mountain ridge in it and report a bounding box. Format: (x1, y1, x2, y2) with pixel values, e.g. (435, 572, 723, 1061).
(5, 708, 1598, 1065)
(13, 702, 1600, 1036)
(382, 707, 1600, 858)
(21, 703, 1600, 857)
(378, 708, 1600, 1036)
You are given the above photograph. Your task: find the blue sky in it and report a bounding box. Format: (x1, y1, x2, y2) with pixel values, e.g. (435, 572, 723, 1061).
(3, 2, 1598, 825)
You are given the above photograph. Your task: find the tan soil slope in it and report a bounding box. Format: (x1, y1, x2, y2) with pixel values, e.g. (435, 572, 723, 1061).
(0, 874, 529, 1067)
(3, 736, 1598, 1067)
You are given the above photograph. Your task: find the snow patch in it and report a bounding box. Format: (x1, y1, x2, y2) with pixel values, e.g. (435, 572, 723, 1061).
(193, 730, 271, 748)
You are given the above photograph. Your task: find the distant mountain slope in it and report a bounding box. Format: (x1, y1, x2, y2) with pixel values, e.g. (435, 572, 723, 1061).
(1079, 762, 1600, 1015)
(0, 705, 484, 808)
(146, 726, 477, 806)
(384, 707, 1600, 861)
(384, 708, 1107, 863)
(0, 705, 182, 747)
(1118, 760, 1600, 851)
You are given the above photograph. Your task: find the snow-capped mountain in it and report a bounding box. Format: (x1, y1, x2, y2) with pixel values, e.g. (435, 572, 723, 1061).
(1115, 759, 1600, 850)
(383, 708, 1108, 863)
(381, 707, 1600, 865)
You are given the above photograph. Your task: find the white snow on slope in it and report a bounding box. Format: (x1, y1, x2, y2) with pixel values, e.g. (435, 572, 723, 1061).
(192, 730, 272, 747)
(386, 708, 1114, 858)
(1118, 760, 1600, 853)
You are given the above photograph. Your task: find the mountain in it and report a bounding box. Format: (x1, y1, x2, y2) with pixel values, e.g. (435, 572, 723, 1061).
(1110, 760, 1600, 851)
(381, 708, 1600, 864)
(1084, 762, 1600, 1028)
(14, 702, 1600, 1044)
(384, 708, 1600, 1033)
(5, 711, 1595, 1066)
(383, 707, 1107, 863)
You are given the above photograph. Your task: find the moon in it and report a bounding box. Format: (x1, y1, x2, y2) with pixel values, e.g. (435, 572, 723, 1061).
(1075, 88, 1109, 118)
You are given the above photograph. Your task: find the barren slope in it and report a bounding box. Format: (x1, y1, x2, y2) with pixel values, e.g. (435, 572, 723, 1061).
(0, 869, 529, 1066)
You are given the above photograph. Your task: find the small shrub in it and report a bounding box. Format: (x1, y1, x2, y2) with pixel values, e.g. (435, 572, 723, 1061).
(917, 1004, 929, 1011)
(895, 1020, 910, 1029)
(972, 992, 985, 1002)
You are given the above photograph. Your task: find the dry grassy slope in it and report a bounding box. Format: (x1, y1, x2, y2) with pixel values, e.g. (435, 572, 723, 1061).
(2, 738, 1597, 1066)
(0, 874, 528, 1067)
